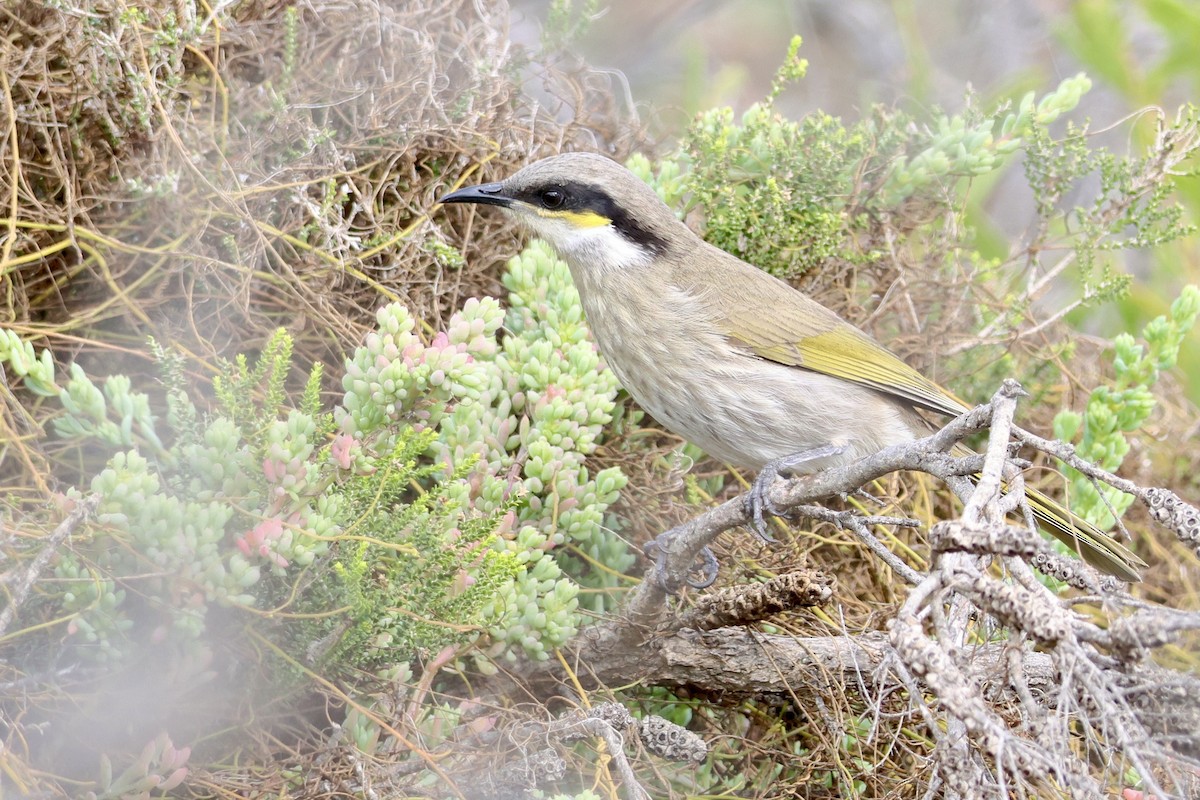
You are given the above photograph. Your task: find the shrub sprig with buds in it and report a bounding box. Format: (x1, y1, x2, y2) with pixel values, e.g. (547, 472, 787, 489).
(339, 241, 631, 662)
(1055, 285, 1200, 527)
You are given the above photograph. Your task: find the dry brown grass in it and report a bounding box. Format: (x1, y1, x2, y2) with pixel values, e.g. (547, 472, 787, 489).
(1, 0, 644, 462)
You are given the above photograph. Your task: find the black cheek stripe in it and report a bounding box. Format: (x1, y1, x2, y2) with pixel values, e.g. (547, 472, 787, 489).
(573, 184, 670, 256)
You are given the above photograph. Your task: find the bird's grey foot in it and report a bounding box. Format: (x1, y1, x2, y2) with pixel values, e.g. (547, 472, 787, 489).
(645, 533, 720, 591)
(746, 443, 850, 542)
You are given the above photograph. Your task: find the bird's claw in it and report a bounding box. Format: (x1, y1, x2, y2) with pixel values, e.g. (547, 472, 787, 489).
(745, 465, 782, 543)
(645, 533, 720, 591)
(746, 443, 850, 541)
(684, 547, 720, 589)
(647, 443, 853, 592)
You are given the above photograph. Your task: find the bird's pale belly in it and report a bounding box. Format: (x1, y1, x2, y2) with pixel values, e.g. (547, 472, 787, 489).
(630, 360, 921, 471)
(596, 325, 922, 472)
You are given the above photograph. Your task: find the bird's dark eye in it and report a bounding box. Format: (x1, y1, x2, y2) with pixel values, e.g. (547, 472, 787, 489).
(539, 188, 566, 209)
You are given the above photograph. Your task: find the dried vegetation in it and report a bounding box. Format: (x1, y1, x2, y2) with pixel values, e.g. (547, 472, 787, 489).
(1, 0, 639, 425)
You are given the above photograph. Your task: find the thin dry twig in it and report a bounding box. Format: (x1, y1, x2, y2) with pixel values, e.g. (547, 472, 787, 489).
(0, 494, 97, 639)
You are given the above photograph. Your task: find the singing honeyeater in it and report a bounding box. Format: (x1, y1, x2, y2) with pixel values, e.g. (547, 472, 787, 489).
(439, 152, 1146, 582)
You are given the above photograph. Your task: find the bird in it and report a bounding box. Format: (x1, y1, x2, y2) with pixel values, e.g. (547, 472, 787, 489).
(439, 152, 1147, 583)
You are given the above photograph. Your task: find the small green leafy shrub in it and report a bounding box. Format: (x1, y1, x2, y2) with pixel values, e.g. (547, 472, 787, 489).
(629, 36, 1095, 281)
(1055, 285, 1200, 527)
(338, 243, 632, 663)
(0, 242, 630, 685)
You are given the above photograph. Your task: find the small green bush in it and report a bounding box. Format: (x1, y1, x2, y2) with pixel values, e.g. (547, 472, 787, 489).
(630, 37, 1100, 283)
(2, 241, 630, 693)
(1055, 285, 1200, 527)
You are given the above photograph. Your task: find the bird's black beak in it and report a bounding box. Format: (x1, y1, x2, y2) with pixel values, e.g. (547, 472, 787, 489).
(438, 181, 513, 208)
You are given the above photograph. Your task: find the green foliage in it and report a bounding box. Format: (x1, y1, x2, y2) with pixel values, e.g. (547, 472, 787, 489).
(884, 74, 1091, 206)
(498, 241, 633, 603)
(5, 239, 630, 682)
(266, 241, 631, 755)
(1059, 0, 1200, 402)
(951, 104, 1199, 383)
(0, 329, 58, 396)
(772, 35, 810, 92)
(1026, 111, 1195, 287)
(51, 365, 165, 452)
(212, 327, 297, 432)
(632, 39, 1094, 281)
(425, 233, 467, 269)
(541, 0, 601, 53)
(1054, 285, 1200, 527)
(24, 334, 341, 664)
(340, 242, 631, 665)
(295, 427, 518, 673)
(281, 5, 300, 86)
(675, 104, 873, 278)
(85, 733, 190, 800)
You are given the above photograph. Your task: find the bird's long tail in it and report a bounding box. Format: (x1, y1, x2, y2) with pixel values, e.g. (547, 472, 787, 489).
(946, 438, 1145, 581)
(1022, 485, 1146, 582)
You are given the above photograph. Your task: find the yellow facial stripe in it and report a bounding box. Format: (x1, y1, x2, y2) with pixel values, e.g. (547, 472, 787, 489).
(535, 208, 612, 228)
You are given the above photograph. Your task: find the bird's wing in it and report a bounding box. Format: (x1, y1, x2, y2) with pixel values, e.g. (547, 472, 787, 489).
(745, 322, 967, 418)
(696, 259, 968, 418)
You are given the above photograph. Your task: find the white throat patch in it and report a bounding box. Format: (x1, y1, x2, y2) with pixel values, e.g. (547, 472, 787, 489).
(517, 214, 651, 273)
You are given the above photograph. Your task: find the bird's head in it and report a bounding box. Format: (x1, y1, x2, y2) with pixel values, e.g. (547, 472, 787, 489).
(439, 153, 678, 272)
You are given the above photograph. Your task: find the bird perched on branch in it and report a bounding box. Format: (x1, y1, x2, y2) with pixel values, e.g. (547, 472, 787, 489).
(440, 152, 1146, 583)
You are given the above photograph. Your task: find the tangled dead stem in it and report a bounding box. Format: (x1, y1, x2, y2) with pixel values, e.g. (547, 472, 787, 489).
(2, 0, 1200, 798)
